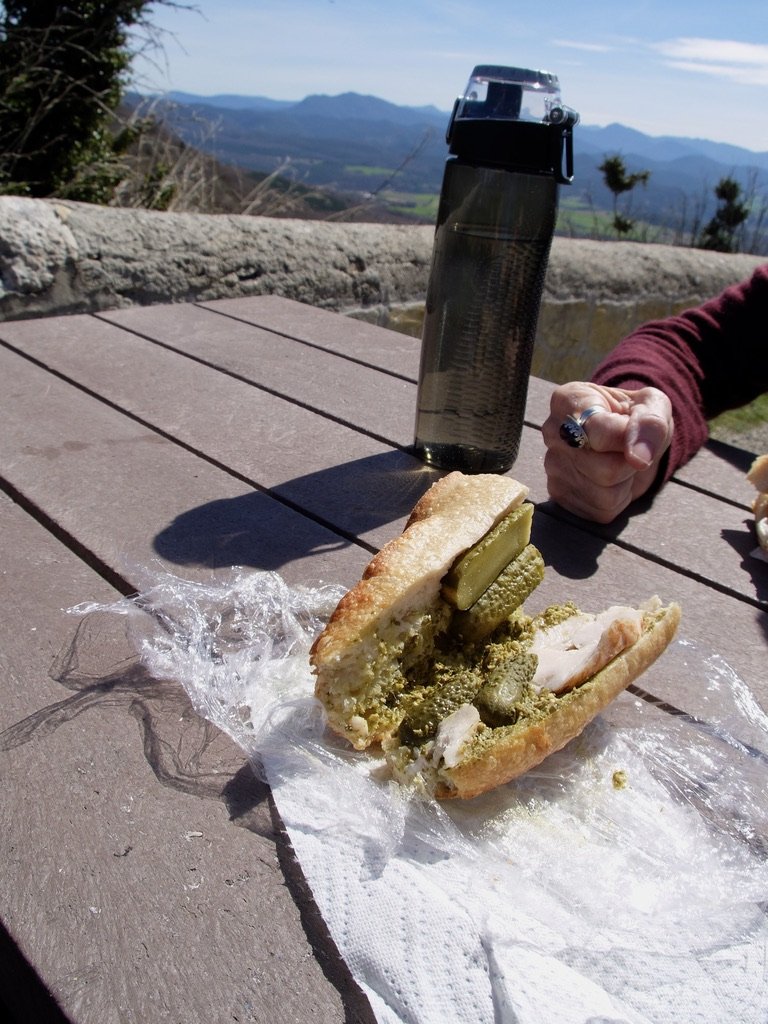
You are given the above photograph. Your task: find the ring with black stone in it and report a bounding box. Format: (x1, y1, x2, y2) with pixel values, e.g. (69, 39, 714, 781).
(559, 406, 603, 449)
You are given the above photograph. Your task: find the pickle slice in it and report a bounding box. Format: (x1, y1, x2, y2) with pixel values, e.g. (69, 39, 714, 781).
(399, 665, 483, 743)
(452, 544, 545, 643)
(442, 503, 534, 610)
(476, 652, 538, 726)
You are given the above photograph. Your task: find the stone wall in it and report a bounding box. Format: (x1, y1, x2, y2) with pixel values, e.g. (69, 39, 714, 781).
(532, 238, 764, 380)
(1, 196, 764, 382)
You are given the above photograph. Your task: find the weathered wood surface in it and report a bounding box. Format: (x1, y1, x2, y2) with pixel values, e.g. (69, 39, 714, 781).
(2, 303, 762, 600)
(0, 492, 374, 1024)
(1, 296, 766, 1024)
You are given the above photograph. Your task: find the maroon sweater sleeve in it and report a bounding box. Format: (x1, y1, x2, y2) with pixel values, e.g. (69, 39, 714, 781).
(590, 263, 768, 479)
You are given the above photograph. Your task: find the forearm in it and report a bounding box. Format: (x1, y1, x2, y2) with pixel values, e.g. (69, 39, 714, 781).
(591, 264, 768, 478)
(591, 342, 705, 481)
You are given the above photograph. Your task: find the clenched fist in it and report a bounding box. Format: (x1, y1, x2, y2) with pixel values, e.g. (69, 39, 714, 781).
(542, 383, 674, 523)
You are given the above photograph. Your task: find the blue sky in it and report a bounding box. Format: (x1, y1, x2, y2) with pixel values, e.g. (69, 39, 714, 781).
(133, 0, 768, 151)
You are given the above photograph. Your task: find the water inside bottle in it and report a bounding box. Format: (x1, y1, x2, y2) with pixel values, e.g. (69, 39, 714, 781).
(414, 223, 550, 473)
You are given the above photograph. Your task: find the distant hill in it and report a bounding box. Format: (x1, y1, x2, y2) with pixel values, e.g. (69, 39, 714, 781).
(573, 124, 768, 248)
(577, 122, 768, 171)
(113, 99, 407, 222)
(167, 91, 294, 112)
(134, 90, 450, 200)
(136, 90, 768, 248)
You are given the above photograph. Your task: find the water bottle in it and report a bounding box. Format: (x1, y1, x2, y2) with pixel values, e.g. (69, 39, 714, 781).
(414, 65, 578, 473)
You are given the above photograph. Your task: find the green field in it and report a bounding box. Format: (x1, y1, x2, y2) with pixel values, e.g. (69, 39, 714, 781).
(555, 196, 669, 242)
(380, 189, 439, 221)
(709, 393, 768, 448)
(361, 188, 671, 239)
(344, 164, 395, 177)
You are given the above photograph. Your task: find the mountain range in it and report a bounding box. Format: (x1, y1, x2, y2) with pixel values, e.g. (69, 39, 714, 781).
(140, 89, 768, 244)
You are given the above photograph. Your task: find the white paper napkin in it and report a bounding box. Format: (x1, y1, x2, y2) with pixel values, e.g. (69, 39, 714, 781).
(110, 570, 768, 1024)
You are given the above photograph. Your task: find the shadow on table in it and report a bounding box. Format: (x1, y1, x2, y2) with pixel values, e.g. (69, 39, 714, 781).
(0, 609, 377, 1024)
(532, 496, 653, 580)
(706, 436, 761, 472)
(721, 525, 768, 623)
(153, 449, 440, 571)
(151, 445, 657, 581)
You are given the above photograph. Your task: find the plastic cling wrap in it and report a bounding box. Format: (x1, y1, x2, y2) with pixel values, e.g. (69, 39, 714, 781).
(76, 569, 768, 1024)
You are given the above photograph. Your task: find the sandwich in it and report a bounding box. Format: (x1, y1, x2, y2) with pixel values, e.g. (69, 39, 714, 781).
(747, 454, 768, 552)
(310, 472, 680, 799)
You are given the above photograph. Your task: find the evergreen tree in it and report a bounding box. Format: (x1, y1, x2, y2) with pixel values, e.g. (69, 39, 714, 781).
(699, 176, 749, 253)
(598, 154, 650, 238)
(0, 2, 174, 201)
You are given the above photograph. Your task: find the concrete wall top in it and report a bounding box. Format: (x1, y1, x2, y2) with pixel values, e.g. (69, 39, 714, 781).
(3, 197, 764, 322)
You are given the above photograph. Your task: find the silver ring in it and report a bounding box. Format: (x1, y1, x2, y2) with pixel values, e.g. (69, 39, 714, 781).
(559, 406, 603, 449)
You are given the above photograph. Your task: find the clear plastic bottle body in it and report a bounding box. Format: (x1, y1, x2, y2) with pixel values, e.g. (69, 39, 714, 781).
(414, 159, 557, 473)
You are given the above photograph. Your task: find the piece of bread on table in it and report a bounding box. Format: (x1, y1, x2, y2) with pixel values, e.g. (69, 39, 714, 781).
(310, 472, 680, 800)
(747, 455, 768, 551)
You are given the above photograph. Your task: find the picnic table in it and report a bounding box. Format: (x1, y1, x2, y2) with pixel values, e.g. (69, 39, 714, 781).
(1, 295, 766, 1023)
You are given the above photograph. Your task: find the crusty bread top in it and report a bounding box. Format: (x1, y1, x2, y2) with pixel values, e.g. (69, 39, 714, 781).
(747, 456, 768, 551)
(747, 454, 768, 493)
(310, 472, 528, 669)
(309, 470, 680, 797)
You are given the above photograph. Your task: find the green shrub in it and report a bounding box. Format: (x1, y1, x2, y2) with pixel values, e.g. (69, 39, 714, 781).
(0, 2, 172, 200)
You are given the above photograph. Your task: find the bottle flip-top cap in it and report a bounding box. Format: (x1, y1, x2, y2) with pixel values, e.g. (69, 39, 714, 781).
(447, 65, 579, 182)
(456, 66, 563, 124)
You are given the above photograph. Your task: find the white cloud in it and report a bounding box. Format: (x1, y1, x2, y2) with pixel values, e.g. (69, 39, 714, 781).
(551, 39, 612, 54)
(663, 59, 768, 87)
(655, 38, 768, 65)
(653, 37, 768, 85)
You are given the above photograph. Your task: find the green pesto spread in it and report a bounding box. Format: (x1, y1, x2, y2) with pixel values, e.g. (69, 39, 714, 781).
(395, 600, 582, 754)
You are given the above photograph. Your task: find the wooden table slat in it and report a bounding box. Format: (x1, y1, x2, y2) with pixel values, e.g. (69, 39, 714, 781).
(2, 295, 767, 1024)
(0, 342, 764, 738)
(102, 300, 765, 507)
(0, 346, 370, 590)
(195, 295, 422, 377)
(1, 308, 761, 605)
(0, 492, 368, 1024)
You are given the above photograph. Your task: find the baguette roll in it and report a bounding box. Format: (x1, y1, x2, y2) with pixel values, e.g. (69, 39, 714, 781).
(310, 472, 680, 799)
(747, 455, 768, 551)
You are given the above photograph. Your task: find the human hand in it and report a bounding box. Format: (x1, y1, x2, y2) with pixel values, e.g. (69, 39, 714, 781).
(542, 382, 674, 523)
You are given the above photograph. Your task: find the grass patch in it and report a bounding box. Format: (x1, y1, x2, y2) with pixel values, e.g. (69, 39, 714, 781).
(380, 189, 438, 221)
(709, 392, 768, 445)
(555, 197, 671, 243)
(345, 164, 394, 176)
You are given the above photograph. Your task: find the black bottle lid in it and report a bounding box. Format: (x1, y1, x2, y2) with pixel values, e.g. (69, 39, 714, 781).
(446, 65, 578, 183)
